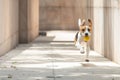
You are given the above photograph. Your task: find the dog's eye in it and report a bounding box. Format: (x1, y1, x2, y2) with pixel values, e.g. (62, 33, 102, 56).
(88, 29, 90, 32)
(82, 29, 85, 32)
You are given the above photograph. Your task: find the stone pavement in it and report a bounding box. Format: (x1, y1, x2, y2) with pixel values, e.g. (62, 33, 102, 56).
(0, 31, 120, 80)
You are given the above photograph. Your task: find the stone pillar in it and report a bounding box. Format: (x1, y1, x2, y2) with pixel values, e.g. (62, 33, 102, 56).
(107, 0, 120, 63)
(92, 0, 105, 55)
(92, 0, 120, 64)
(0, 0, 19, 56)
(19, 0, 39, 43)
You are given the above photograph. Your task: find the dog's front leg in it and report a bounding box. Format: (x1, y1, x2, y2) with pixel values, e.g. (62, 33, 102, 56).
(85, 42, 90, 62)
(75, 32, 85, 53)
(79, 43, 85, 54)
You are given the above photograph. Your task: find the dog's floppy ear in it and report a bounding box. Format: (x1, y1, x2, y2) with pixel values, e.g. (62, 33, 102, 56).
(78, 19, 85, 27)
(88, 19, 92, 27)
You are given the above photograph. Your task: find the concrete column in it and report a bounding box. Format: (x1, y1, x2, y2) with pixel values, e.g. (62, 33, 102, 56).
(109, 0, 120, 63)
(92, 0, 120, 64)
(19, 0, 39, 43)
(93, 0, 105, 55)
(0, 0, 19, 56)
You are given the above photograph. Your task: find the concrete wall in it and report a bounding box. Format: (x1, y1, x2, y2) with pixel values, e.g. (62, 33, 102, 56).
(39, 0, 88, 30)
(92, 0, 120, 64)
(19, 0, 39, 43)
(104, 0, 120, 64)
(0, 0, 39, 56)
(0, 0, 19, 56)
(19, 0, 28, 43)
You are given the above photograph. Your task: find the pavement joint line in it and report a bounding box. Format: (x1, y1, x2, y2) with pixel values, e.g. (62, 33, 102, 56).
(46, 47, 62, 80)
(46, 60, 61, 80)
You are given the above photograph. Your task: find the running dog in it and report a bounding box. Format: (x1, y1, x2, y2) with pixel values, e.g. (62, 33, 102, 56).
(74, 19, 92, 62)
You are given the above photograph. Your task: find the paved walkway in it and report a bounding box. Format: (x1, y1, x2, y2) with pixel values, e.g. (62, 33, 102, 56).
(0, 31, 120, 80)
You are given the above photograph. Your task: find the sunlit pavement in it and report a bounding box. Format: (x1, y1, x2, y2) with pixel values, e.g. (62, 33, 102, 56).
(0, 31, 120, 80)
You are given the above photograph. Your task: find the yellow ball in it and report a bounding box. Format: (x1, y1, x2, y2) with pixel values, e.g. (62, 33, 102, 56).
(83, 36, 90, 42)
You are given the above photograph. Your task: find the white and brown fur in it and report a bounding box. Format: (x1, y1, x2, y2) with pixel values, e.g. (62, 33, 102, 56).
(74, 19, 92, 62)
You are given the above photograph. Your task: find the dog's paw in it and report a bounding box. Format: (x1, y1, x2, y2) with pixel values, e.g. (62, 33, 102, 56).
(80, 47, 85, 54)
(85, 59, 89, 62)
(75, 43, 81, 48)
(80, 51, 85, 54)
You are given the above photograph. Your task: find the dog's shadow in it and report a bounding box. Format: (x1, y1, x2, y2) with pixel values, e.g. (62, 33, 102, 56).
(81, 63, 96, 67)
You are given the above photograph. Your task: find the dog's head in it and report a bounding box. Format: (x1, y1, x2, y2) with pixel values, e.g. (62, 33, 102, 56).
(78, 19, 92, 37)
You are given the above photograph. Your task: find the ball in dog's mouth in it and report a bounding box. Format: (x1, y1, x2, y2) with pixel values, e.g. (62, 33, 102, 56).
(83, 36, 90, 42)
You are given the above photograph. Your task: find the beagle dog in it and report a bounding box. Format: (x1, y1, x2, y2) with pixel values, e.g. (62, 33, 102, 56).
(74, 19, 92, 62)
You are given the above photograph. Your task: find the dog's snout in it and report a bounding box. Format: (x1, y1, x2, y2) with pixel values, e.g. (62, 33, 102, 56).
(85, 33, 88, 36)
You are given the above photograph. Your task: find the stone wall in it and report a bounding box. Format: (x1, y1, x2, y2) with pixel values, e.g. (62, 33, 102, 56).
(92, 0, 120, 64)
(0, 0, 19, 56)
(0, 0, 39, 56)
(39, 0, 88, 30)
